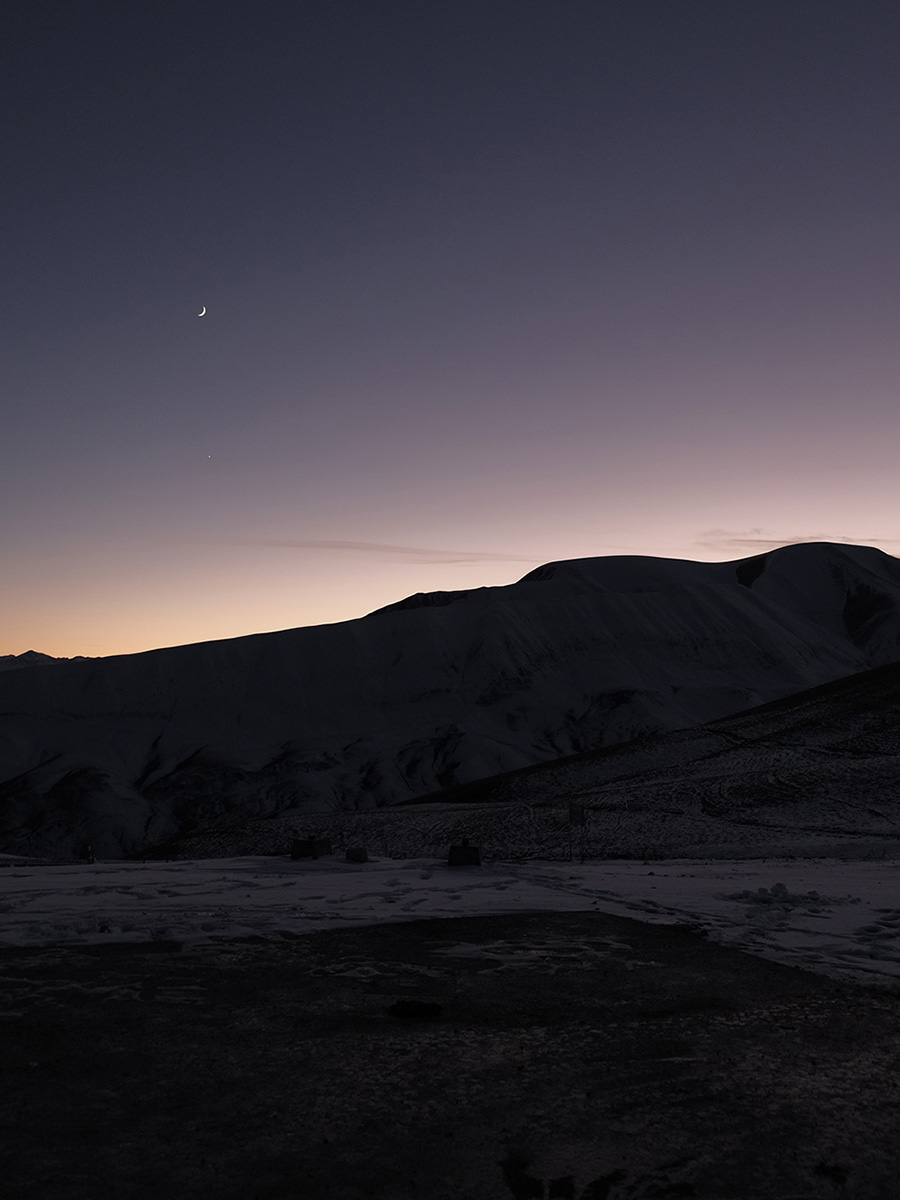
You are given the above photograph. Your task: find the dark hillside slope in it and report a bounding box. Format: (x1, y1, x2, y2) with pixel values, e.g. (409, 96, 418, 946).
(409, 659, 900, 856)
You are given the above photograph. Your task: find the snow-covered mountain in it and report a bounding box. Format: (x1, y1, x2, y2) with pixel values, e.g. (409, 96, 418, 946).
(0, 650, 80, 672)
(2, 541, 900, 858)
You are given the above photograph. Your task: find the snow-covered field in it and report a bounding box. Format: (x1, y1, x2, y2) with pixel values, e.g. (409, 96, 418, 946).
(1, 853, 898, 990)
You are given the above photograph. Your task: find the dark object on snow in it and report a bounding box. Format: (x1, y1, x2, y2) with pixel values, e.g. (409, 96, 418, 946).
(345, 846, 368, 863)
(387, 999, 443, 1020)
(78, 842, 95, 864)
(448, 837, 481, 867)
(290, 837, 332, 860)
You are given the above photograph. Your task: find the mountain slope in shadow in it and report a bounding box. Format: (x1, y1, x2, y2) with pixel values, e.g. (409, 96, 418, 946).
(405, 659, 900, 856)
(3, 541, 900, 857)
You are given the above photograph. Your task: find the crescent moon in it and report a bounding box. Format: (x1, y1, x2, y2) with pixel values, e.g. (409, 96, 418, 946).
(198, 306, 206, 317)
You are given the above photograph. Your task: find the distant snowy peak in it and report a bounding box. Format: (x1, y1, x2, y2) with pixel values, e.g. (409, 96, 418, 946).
(0, 650, 63, 672)
(0, 650, 96, 672)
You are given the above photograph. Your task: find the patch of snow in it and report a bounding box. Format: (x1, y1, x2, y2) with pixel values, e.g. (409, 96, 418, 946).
(1, 854, 899, 990)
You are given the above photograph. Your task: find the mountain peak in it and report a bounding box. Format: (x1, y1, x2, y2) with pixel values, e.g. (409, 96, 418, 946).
(2, 541, 900, 858)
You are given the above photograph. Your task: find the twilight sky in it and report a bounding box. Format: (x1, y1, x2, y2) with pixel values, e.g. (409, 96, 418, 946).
(4, 1, 900, 657)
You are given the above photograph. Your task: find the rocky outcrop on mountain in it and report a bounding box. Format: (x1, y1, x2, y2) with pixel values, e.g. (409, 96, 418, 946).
(2, 541, 900, 858)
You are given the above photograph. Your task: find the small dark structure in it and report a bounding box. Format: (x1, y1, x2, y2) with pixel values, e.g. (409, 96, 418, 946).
(447, 837, 481, 867)
(386, 999, 443, 1020)
(290, 837, 332, 860)
(345, 846, 368, 863)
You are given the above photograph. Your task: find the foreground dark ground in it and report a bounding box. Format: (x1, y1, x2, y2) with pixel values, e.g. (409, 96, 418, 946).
(1, 911, 898, 1199)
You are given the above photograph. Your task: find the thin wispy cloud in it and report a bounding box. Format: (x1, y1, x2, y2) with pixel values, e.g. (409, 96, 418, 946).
(695, 529, 900, 556)
(245, 539, 541, 565)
